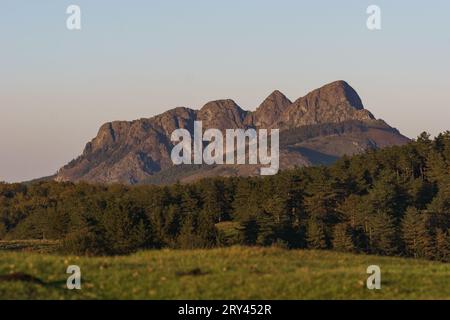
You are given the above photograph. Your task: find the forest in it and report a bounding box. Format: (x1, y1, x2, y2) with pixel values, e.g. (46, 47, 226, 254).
(0, 132, 449, 261)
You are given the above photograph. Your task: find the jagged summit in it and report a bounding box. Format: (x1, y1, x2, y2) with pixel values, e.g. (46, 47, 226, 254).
(259, 90, 292, 109)
(275, 81, 373, 129)
(55, 81, 409, 184)
(307, 80, 365, 110)
(248, 90, 293, 128)
(198, 99, 248, 130)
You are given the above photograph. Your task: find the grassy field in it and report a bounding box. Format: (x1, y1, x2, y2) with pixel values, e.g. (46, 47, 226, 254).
(0, 244, 449, 300)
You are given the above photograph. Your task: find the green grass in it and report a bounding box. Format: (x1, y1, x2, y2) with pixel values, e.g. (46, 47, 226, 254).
(0, 245, 449, 300)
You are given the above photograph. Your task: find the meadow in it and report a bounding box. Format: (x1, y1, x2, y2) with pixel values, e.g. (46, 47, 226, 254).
(0, 243, 449, 300)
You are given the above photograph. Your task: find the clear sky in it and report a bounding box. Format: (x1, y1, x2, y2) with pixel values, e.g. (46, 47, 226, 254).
(1, 0, 449, 182)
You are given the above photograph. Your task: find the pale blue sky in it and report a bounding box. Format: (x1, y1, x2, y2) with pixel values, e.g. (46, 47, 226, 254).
(1, 0, 449, 182)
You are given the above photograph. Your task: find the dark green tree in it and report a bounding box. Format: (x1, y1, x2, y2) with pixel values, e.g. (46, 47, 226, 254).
(401, 207, 433, 259)
(307, 219, 327, 249)
(369, 212, 398, 255)
(435, 229, 450, 262)
(332, 223, 355, 252)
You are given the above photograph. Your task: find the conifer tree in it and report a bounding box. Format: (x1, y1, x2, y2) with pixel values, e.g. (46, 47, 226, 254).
(307, 219, 327, 249)
(241, 218, 259, 245)
(177, 215, 198, 249)
(304, 168, 337, 223)
(200, 179, 231, 222)
(196, 209, 218, 248)
(332, 223, 355, 252)
(232, 179, 260, 221)
(401, 207, 433, 258)
(435, 229, 450, 262)
(255, 211, 278, 246)
(181, 189, 200, 216)
(369, 212, 398, 255)
(368, 170, 403, 216)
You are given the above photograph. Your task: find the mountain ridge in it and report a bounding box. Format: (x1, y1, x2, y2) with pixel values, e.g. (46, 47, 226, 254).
(55, 80, 409, 184)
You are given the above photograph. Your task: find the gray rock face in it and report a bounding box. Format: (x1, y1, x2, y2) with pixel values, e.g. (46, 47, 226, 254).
(55, 81, 409, 184)
(274, 81, 373, 129)
(245, 90, 292, 128)
(198, 99, 249, 130)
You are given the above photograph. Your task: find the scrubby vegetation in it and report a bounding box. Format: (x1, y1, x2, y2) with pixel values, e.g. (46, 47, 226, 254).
(0, 132, 449, 259)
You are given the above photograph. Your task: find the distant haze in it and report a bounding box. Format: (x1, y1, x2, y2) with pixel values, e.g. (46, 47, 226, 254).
(1, 0, 449, 182)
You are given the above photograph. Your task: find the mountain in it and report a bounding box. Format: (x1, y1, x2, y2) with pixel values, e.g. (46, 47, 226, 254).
(55, 81, 409, 184)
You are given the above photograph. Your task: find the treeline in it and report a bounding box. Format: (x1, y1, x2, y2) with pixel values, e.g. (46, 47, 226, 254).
(0, 132, 449, 259)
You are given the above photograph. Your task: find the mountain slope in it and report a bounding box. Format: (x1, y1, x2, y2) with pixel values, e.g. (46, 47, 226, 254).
(55, 80, 409, 184)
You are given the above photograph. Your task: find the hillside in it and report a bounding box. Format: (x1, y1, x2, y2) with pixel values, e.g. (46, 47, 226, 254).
(54, 81, 409, 184)
(0, 246, 449, 299)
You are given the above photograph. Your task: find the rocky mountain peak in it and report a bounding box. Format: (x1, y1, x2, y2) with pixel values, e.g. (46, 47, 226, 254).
(55, 81, 408, 184)
(245, 90, 292, 128)
(275, 81, 373, 128)
(198, 99, 248, 129)
(260, 90, 291, 108)
(304, 80, 364, 110)
(259, 90, 292, 112)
